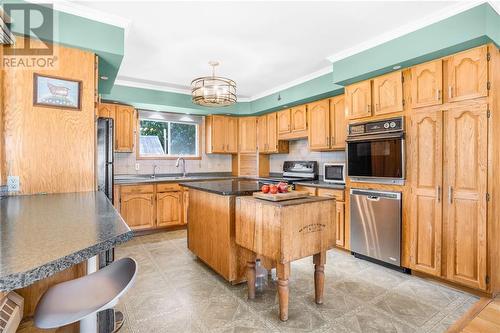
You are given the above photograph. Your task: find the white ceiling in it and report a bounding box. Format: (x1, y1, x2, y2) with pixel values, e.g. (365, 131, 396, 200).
(71, 1, 482, 100)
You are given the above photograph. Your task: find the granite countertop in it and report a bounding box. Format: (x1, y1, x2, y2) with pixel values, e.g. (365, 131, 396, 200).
(0, 191, 133, 292)
(295, 180, 346, 190)
(180, 179, 261, 196)
(114, 172, 236, 185)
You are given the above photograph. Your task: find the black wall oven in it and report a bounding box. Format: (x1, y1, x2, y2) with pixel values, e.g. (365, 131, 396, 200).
(346, 117, 405, 184)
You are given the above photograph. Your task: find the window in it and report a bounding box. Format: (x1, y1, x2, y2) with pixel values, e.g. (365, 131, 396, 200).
(138, 111, 201, 159)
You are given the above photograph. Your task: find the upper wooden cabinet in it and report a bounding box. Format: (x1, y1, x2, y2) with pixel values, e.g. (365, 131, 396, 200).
(411, 60, 443, 108)
(372, 71, 403, 116)
(239, 117, 257, 153)
(206, 115, 238, 154)
(257, 113, 288, 154)
(410, 110, 443, 277)
(446, 45, 488, 103)
(97, 102, 115, 119)
(345, 80, 372, 120)
(308, 95, 346, 151)
(115, 105, 135, 152)
(278, 105, 308, 139)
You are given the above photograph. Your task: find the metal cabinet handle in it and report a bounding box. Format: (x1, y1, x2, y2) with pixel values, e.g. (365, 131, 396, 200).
(448, 186, 453, 204)
(436, 89, 441, 101)
(367, 105, 371, 113)
(331, 136, 334, 146)
(436, 186, 441, 202)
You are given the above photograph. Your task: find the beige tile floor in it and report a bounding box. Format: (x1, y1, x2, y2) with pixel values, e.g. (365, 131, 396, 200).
(115, 230, 478, 333)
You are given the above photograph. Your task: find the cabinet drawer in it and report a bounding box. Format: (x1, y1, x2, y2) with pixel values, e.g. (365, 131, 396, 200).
(317, 188, 344, 201)
(121, 184, 154, 194)
(157, 183, 181, 192)
(295, 185, 317, 196)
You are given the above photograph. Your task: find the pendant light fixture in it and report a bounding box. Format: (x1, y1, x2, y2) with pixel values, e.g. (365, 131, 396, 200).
(191, 61, 236, 107)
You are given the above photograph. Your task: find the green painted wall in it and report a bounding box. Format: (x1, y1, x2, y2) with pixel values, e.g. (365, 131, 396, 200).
(331, 3, 500, 86)
(3, 0, 125, 93)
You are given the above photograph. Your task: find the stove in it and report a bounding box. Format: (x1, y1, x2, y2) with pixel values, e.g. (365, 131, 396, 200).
(259, 161, 318, 187)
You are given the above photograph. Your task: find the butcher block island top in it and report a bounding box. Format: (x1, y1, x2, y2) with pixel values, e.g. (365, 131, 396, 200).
(235, 195, 335, 321)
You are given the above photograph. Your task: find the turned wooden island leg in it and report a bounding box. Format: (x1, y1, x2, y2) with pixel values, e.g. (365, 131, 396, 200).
(313, 251, 326, 304)
(276, 262, 290, 321)
(247, 260, 256, 299)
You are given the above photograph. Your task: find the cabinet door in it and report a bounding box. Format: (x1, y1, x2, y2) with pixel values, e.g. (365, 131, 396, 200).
(373, 71, 403, 116)
(345, 80, 372, 120)
(183, 190, 189, 225)
(210, 115, 226, 153)
(257, 115, 268, 152)
(447, 46, 488, 103)
(308, 99, 330, 150)
(239, 117, 257, 153)
(410, 110, 443, 276)
(278, 109, 291, 134)
(120, 192, 155, 230)
(411, 60, 443, 108)
(335, 201, 345, 248)
(225, 117, 238, 153)
(98, 103, 115, 119)
(445, 104, 488, 290)
(291, 105, 307, 132)
(157, 191, 182, 227)
(115, 105, 135, 152)
(330, 95, 346, 150)
(266, 113, 278, 153)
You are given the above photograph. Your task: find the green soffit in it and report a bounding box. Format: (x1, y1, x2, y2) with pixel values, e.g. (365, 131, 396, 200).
(3, 0, 125, 94)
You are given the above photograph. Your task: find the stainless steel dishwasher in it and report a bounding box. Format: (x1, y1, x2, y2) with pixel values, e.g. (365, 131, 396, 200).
(350, 189, 402, 266)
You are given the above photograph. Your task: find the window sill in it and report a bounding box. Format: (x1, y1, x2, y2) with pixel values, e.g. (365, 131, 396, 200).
(137, 155, 202, 161)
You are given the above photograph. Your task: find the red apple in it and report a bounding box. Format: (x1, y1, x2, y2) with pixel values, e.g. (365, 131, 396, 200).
(269, 185, 279, 194)
(277, 182, 288, 193)
(261, 184, 270, 193)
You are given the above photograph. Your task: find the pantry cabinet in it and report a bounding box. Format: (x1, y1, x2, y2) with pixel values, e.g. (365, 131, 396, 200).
(117, 183, 186, 231)
(410, 110, 443, 277)
(206, 115, 238, 154)
(411, 60, 443, 108)
(239, 117, 257, 153)
(308, 95, 346, 151)
(257, 113, 288, 154)
(345, 80, 372, 120)
(372, 71, 404, 115)
(446, 45, 488, 103)
(409, 103, 489, 290)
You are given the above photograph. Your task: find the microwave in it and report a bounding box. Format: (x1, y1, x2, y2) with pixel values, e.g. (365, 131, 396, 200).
(323, 163, 346, 184)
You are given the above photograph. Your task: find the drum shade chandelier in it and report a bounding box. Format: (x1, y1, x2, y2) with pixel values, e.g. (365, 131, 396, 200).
(191, 61, 236, 107)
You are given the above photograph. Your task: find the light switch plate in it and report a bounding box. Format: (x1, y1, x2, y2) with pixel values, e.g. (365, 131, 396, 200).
(135, 163, 140, 171)
(7, 176, 20, 192)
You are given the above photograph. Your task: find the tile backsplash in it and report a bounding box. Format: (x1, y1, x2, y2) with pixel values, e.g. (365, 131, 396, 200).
(270, 139, 346, 175)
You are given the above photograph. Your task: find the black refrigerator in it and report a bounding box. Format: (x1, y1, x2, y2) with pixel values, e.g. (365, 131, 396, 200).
(97, 118, 114, 202)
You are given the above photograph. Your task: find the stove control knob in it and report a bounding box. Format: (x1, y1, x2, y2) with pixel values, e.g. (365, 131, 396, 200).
(390, 122, 396, 128)
(384, 122, 390, 129)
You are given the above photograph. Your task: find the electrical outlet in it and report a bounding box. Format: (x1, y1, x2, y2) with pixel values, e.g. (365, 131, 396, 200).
(135, 163, 140, 171)
(7, 176, 20, 192)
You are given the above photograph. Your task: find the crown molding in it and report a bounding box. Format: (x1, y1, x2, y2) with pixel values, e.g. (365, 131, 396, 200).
(25, 0, 131, 30)
(326, 0, 487, 63)
(490, 0, 500, 14)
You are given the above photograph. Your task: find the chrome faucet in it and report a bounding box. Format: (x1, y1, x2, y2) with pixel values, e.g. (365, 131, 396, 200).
(176, 157, 187, 177)
(152, 164, 159, 178)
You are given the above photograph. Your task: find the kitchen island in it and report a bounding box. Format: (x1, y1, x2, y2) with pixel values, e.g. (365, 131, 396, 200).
(180, 179, 261, 283)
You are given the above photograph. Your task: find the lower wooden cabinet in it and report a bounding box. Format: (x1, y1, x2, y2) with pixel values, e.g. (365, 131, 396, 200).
(335, 201, 345, 248)
(117, 183, 187, 231)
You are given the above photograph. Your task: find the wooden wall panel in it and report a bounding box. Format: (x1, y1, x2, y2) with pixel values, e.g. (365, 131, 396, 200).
(2, 37, 96, 195)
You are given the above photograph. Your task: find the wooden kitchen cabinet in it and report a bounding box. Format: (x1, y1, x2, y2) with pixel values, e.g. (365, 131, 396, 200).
(411, 60, 443, 108)
(97, 102, 115, 119)
(446, 45, 488, 103)
(206, 115, 238, 154)
(115, 105, 135, 152)
(239, 117, 257, 153)
(183, 190, 189, 225)
(120, 190, 155, 231)
(278, 105, 308, 139)
(291, 105, 307, 132)
(157, 191, 182, 227)
(345, 80, 372, 120)
(278, 109, 291, 134)
(335, 201, 345, 248)
(445, 104, 488, 290)
(257, 113, 288, 154)
(308, 95, 346, 151)
(372, 71, 403, 116)
(409, 110, 443, 277)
